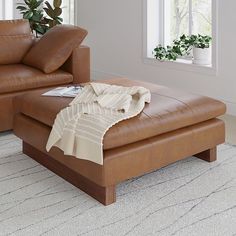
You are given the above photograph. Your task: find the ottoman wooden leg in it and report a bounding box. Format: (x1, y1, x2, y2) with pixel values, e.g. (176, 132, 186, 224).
(194, 147, 217, 162)
(22, 142, 116, 206)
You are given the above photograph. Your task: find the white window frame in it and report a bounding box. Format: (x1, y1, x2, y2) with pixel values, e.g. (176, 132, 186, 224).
(0, 0, 14, 20)
(61, 0, 75, 25)
(143, 0, 219, 75)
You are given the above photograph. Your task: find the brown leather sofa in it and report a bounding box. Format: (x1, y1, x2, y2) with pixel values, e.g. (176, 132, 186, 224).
(0, 19, 90, 131)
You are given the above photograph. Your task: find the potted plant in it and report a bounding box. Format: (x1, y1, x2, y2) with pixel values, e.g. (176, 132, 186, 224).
(190, 34, 212, 65)
(17, 0, 63, 37)
(153, 34, 212, 65)
(153, 45, 179, 61)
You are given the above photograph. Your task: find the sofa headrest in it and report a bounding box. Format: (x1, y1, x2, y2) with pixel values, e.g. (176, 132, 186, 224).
(0, 19, 31, 36)
(0, 19, 34, 65)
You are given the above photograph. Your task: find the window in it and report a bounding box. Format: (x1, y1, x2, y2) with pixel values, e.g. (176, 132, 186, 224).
(0, 0, 14, 20)
(0, 0, 75, 24)
(144, 0, 218, 73)
(62, 0, 75, 25)
(163, 0, 212, 47)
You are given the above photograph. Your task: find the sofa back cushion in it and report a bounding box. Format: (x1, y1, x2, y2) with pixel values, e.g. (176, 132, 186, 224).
(0, 35, 34, 65)
(0, 19, 31, 35)
(0, 19, 34, 65)
(23, 25, 88, 73)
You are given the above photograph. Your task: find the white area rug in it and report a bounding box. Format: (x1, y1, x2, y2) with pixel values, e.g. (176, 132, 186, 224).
(0, 132, 236, 236)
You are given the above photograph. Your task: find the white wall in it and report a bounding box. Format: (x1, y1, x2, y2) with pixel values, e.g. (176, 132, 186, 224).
(76, 0, 236, 115)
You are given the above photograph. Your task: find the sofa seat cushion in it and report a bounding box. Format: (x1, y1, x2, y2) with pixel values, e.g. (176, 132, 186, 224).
(15, 78, 226, 150)
(0, 64, 73, 94)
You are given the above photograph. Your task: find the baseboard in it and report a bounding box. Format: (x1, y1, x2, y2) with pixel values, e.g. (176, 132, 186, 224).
(91, 70, 236, 116)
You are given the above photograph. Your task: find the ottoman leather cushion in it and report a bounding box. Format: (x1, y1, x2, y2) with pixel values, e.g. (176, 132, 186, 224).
(15, 78, 226, 150)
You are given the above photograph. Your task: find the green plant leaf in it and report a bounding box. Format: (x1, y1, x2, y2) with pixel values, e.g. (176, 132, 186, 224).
(23, 11, 33, 19)
(35, 0, 44, 8)
(48, 20, 56, 28)
(54, 0, 62, 8)
(31, 11, 43, 22)
(43, 7, 54, 18)
(57, 16, 63, 22)
(35, 23, 48, 34)
(16, 6, 27, 11)
(53, 7, 62, 17)
(44, 1, 54, 11)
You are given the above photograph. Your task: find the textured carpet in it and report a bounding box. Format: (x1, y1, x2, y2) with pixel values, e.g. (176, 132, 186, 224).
(0, 132, 236, 236)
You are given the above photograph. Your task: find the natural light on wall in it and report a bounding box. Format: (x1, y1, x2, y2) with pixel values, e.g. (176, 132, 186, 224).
(145, 0, 217, 72)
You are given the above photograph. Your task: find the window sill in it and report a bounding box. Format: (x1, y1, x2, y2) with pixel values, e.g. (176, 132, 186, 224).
(143, 57, 218, 76)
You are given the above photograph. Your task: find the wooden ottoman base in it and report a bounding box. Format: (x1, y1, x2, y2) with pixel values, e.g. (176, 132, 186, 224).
(195, 147, 217, 162)
(23, 142, 116, 205)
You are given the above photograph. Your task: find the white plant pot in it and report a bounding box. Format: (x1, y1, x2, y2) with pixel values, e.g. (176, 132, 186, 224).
(192, 47, 211, 65)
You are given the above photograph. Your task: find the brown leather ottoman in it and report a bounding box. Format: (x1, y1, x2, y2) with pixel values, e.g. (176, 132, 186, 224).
(13, 78, 226, 205)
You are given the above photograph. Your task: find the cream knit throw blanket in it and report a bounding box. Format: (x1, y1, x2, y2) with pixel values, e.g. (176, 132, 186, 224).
(46, 82, 151, 165)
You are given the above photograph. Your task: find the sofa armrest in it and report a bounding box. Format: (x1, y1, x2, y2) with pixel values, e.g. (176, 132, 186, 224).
(61, 45, 90, 84)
